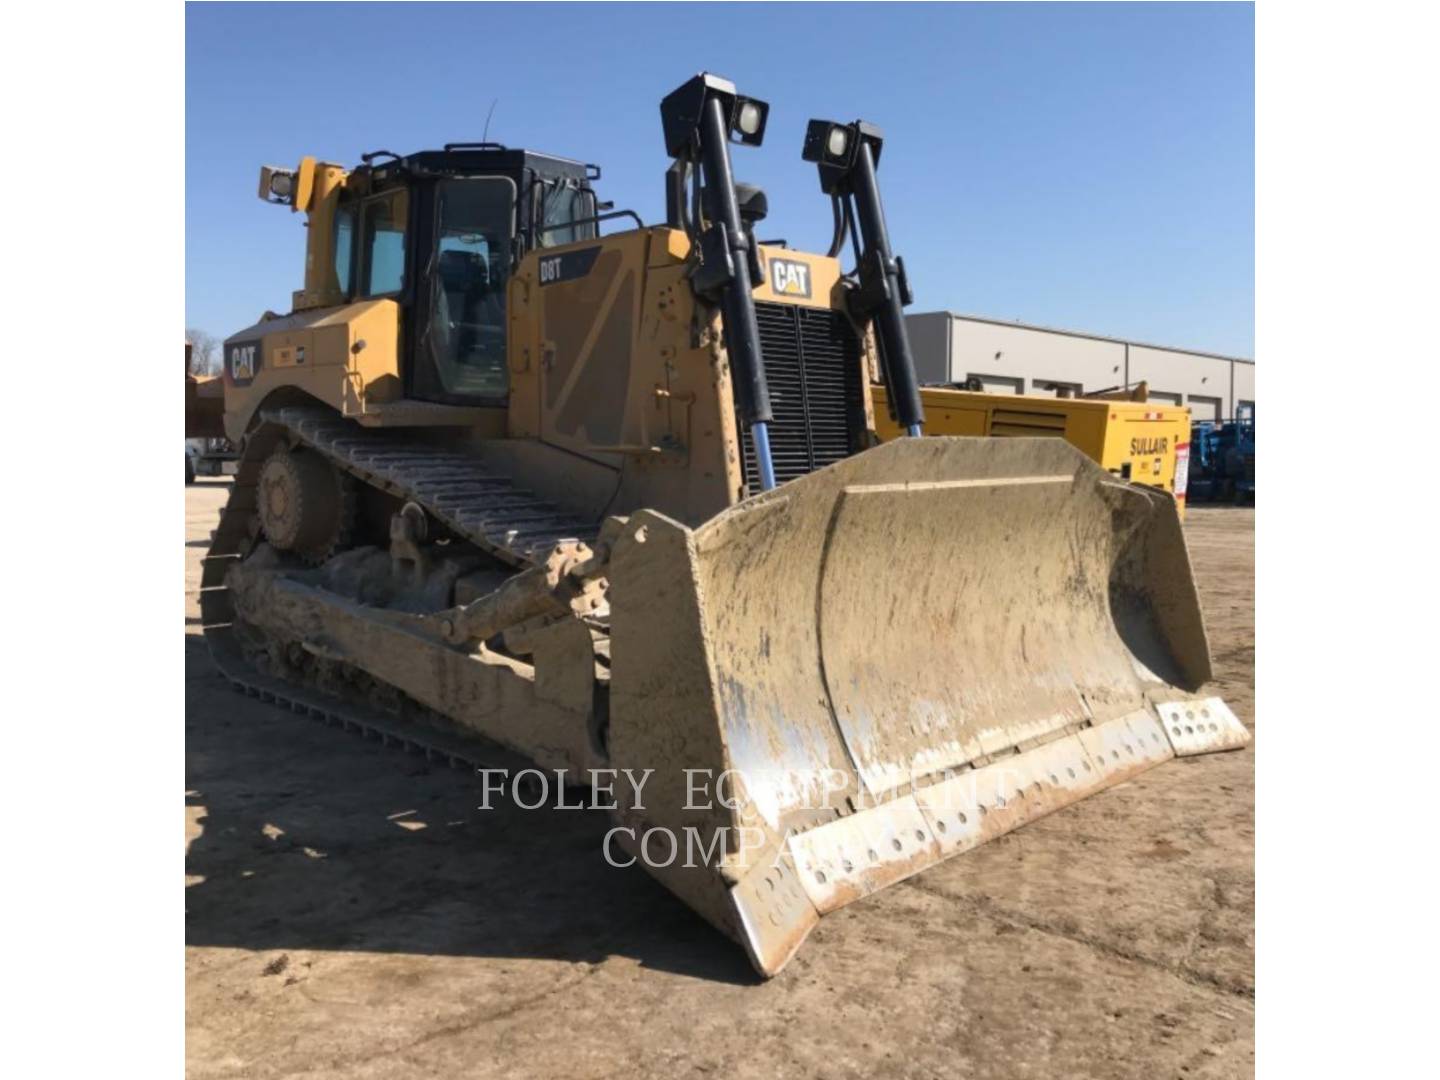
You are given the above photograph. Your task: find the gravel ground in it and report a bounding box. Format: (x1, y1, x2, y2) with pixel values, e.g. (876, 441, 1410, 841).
(186, 481, 1254, 1079)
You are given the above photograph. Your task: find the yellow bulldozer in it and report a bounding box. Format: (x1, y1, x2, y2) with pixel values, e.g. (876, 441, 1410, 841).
(197, 73, 1247, 977)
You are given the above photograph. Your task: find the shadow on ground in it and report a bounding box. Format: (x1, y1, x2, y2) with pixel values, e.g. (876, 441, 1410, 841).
(184, 635, 755, 985)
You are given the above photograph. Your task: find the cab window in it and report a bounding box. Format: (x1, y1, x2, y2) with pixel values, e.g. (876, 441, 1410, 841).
(426, 177, 515, 397)
(360, 190, 408, 296)
(536, 180, 597, 248)
(333, 206, 355, 295)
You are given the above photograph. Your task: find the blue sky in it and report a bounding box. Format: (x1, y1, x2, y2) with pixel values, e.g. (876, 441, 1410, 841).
(186, 2, 1253, 357)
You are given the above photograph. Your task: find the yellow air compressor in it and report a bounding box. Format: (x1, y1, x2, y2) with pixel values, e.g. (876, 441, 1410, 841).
(873, 383, 1192, 515)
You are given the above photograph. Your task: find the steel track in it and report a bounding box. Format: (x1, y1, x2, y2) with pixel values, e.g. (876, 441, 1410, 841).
(198, 406, 601, 771)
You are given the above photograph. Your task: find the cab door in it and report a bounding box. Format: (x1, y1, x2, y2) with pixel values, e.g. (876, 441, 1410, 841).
(407, 176, 517, 405)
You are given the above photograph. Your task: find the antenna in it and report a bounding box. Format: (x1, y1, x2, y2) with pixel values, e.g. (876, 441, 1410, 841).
(482, 99, 499, 144)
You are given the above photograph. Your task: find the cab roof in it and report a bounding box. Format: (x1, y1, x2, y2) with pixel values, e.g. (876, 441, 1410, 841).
(363, 144, 597, 184)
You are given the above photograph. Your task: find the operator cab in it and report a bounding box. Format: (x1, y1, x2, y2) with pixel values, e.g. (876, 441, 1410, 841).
(334, 144, 601, 405)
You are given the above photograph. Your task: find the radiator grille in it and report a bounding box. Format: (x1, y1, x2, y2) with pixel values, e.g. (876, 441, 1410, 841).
(741, 303, 866, 491)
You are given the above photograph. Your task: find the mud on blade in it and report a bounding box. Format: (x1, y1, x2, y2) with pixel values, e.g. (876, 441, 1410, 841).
(604, 437, 1247, 976)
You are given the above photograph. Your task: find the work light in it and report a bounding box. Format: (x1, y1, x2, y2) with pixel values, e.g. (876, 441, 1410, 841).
(257, 164, 299, 206)
(731, 95, 769, 146)
(802, 119, 885, 194)
(660, 73, 770, 155)
(803, 119, 855, 168)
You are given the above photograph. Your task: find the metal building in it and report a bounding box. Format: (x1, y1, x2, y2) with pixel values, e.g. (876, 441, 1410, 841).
(905, 311, 1255, 421)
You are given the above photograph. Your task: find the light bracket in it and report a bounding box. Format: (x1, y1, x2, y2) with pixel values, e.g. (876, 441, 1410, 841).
(661, 72, 770, 158)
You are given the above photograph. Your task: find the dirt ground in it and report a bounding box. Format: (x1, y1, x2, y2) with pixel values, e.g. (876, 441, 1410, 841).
(186, 482, 1254, 1080)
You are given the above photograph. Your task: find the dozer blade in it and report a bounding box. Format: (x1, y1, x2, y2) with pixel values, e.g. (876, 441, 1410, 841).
(604, 436, 1247, 977)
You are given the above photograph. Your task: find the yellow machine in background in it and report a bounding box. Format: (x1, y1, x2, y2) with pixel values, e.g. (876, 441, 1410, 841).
(873, 383, 1192, 515)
